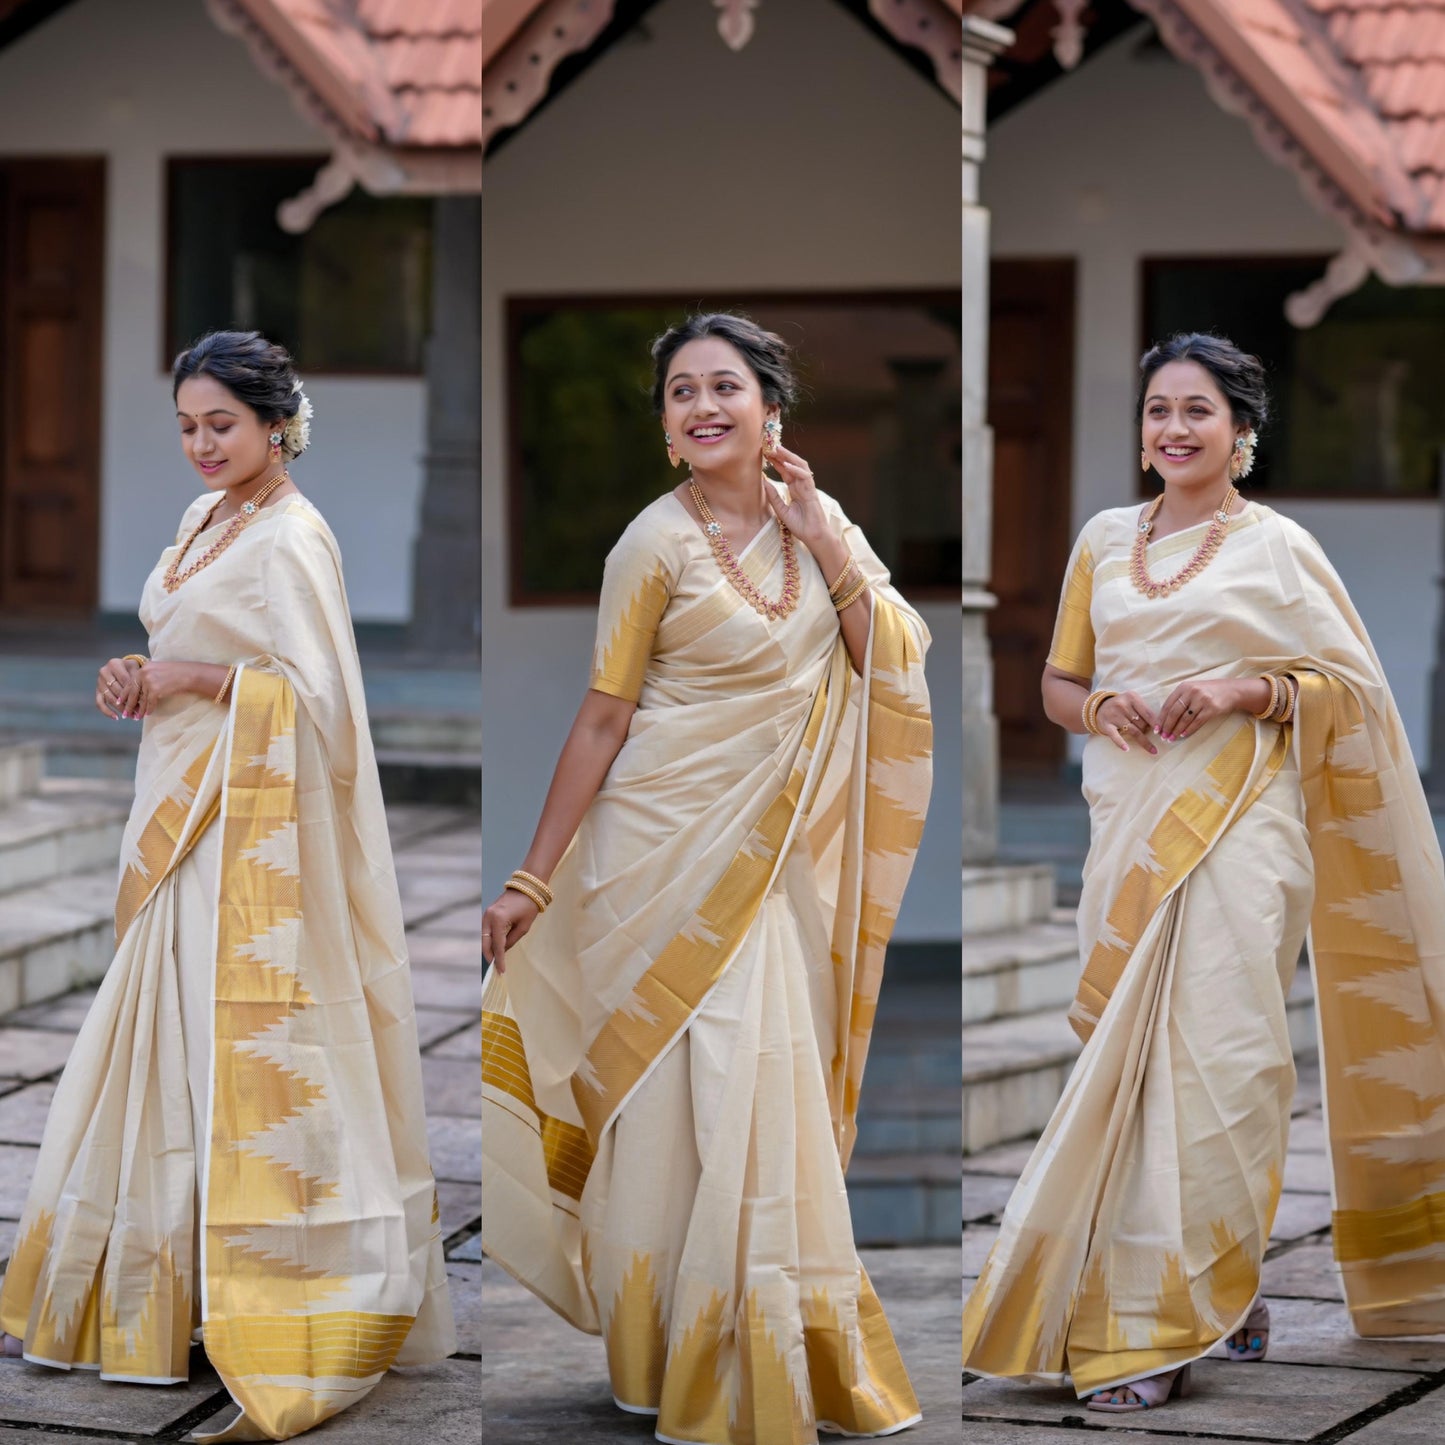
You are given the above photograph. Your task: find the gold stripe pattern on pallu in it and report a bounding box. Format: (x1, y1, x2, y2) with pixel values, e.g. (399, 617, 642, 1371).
(1047, 538, 1095, 679)
(1294, 671, 1445, 1333)
(1070, 720, 1289, 1041)
(481, 1010, 595, 1201)
(198, 668, 414, 1442)
(570, 663, 836, 1144)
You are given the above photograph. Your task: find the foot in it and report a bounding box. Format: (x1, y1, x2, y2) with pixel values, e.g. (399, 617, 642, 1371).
(1, 1334, 22, 1358)
(1087, 1363, 1191, 1412)
(1224, 1296, 1270, 1362)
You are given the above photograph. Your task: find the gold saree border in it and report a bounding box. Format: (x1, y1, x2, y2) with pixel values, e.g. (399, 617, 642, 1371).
(199, 667, 414, 1442)
(1295, 672, 1445, 1325)
(1070, 721, 1288, 1041)
(570, 667, 835, 1144)
(114, 741, 220, 943)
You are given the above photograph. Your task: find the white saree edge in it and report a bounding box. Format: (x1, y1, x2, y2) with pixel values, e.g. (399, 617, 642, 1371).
(20, 1352, 99, 1372)
(817, 1413, 923, 1438)
(586, 646, 851, 1151)
(198, 667, 239, 1423)
(615, 1395, 659, 1415)
(99, 1369, 190, 1385)
(963, 1362, 1066, 1386)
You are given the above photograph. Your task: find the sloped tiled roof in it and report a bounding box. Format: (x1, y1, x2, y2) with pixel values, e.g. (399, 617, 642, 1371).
(971, 0, 1445, 242)
(209, 0, 482, 151)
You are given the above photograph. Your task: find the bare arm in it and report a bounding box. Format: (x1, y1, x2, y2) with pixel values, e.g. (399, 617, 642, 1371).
(807, 528, 872, 675)
(483, 687, 636, 971)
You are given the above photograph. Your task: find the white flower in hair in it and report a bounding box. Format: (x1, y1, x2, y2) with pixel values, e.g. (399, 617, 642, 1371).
(281, 379, 312, 459)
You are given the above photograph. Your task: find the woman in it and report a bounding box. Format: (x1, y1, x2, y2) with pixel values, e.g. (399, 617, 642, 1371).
(481, 313, 933, 1442)
(0, 332, 454, 1440)
(961, 333, 1445, 1411)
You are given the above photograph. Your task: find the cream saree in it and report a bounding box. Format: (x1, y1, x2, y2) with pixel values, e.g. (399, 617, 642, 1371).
(962, 501, 1445, 1396)
(0, 494, 455, 1439)
(482, 488, 933, 1442)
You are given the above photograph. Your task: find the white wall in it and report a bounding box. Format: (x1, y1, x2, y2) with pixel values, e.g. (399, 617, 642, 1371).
(985, 28, 1442, 765)
(0, 0, 425, 621)
(482, 0, 962, 938)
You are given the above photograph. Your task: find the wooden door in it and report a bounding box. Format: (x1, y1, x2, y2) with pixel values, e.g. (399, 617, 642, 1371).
(987, 259, 1076, 771)
(0, 158, 104, 613)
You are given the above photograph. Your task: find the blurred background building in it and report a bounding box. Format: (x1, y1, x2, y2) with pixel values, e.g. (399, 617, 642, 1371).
(483, 0, 964, 1244)
(0, 0, 480, 1008)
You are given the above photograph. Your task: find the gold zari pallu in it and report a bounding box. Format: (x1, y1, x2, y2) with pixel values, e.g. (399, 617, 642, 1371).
(482, 490, 933, 1443)
(0, 496, 454, 1439)
(964, 501, 1445, 1397)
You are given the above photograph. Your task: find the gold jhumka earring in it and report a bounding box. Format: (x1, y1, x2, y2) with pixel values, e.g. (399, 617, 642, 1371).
(1140, 449, 1149, 473)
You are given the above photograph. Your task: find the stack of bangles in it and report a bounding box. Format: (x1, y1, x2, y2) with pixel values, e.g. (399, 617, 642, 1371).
(1251, 673, 1298, 724)
(504, 869, 553, 913)
(1081, 689, 1116, 736)
(828, 556, 870, 613)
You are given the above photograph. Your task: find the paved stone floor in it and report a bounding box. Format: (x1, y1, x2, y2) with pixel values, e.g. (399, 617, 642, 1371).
(0, 802, 481, 1442)
(962, 1060, 1445, 1442)
(482, 1245, 961, 1443)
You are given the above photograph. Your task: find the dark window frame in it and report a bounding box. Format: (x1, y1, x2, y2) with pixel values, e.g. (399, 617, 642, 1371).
(162, 153, 430, 379)
(1138, 253, 1443, 501)
(505, 287, 963, 609)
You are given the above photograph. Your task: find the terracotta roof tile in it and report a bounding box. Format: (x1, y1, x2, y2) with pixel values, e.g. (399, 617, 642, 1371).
(1175, 0, 1445, 235)
(221, 0, 481, 149)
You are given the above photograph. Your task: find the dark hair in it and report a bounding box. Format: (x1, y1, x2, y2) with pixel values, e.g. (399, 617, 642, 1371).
(172, 330, 301, 426)
(650, 312, 799, 415)
(1137, 332, 1270, 433)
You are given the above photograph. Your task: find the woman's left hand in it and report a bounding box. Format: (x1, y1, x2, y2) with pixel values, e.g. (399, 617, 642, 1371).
(130, 661, 200, 718)
(764, 445, 831, 549)
(1155, 677, 1253, 741)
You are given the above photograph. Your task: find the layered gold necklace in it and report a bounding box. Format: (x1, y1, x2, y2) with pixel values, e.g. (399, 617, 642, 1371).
(163, 470, 290, 593)
(688, 479, 800, 622)
(1130, 485, 1239, 599)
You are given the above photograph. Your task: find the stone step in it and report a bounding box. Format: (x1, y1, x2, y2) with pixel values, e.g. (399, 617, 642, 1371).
(0, 779, 131, 898)
(961, 963, 1318, 1154)
(962, 862, 1055, 935)
(854, 1083, 961, 1155)
(846, 1151, 959, 1246)
(0, 741, 43, 807)
(0, 865, 117, 1014)
(962, 914, 1079, 1024)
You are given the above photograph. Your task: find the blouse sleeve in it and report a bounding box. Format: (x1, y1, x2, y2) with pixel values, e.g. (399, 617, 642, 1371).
(589, 514, 678, 703)
(1046, 523, 1097, 680)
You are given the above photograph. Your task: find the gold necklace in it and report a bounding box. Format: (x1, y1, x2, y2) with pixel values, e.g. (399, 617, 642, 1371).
(1130, 485, 1239, 599)
(688, 480, 800, 622)
(163, 470, 289, 593)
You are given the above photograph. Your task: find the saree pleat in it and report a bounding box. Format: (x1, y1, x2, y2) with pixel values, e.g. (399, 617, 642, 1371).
(963, 501, 1445, 1393)
(483, 489, 931, 1442)
(0, 496, 454, 1440)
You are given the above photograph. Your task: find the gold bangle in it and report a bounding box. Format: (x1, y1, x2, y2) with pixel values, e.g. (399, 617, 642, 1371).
(827, 558, 857, 598)
(123, 653, 148, 668)
(1278, 675, 1298, 724)
(504, 878, 548, 913)
(214, 664, 237, 705)
(1252, 674, 1280, 721)
(510, 869, 553, 907)
(1083, 689, 1115, 736)
(833, 576, 869, 612)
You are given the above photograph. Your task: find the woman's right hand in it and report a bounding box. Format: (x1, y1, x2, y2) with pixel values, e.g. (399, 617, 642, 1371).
(482, 889, 540, 974)
(1096, 691, 1159, 755)
(95, 657, 143, 721)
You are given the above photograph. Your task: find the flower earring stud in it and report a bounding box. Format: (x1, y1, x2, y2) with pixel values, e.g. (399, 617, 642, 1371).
(269, 431, 283, 460)
(1230, 431, 1257, 481)
(763, 418, 782, 455)
(664, 431, 680, 469)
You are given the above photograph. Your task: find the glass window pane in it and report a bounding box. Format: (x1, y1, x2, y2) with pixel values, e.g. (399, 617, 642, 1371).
(508, 296, 962, 603)
(168, 159, 432, 373)
(1142, 258, 1445, 498)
